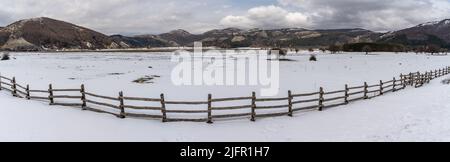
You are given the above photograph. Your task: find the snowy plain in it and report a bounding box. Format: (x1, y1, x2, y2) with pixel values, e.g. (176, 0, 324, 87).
(1, 51, 450, 141)
(1, 51, 450, 99)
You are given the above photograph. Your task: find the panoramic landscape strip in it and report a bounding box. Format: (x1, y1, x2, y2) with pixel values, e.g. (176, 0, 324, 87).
(1, 66, 449, 124)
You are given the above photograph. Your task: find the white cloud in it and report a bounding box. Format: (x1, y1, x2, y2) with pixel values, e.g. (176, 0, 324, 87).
(0, 0, 232, 34)
(0, 0, 449, 34)
(220, 5, 311, 29)
(276, 0, 450, 31)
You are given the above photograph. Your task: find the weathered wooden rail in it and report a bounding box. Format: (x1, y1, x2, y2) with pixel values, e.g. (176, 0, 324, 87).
(0, 66, 449, 124)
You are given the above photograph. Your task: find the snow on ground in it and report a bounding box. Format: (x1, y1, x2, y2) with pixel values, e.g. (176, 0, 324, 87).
(1, 51, 450, 141)
(0, 52, 449, 100)
(1, 77, 450, 142)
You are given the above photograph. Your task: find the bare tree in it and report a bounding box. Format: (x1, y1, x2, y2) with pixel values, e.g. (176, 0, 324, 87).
(362, 45, 372, 55)
(268, 48, 287, 59)
(426, 44, 440, 55)
(328, 45, 341, 54)
(319, 48, 327, 53)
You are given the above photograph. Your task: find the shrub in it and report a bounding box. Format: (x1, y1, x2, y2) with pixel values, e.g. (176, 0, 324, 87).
(1, 52, 10, 61)
(309, 54, 317, 61)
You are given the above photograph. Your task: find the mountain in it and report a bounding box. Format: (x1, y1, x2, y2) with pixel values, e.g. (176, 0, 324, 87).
(199, 28, 380, 48)
(0, 17, 386, 51)
(1, 17, 450, 51)
(379, 19, 450, 48)
(155, 29, 202, 46)
(0, 17, 128, 51)
(109, 35, 174, 48)
(117, 27, 380, 48)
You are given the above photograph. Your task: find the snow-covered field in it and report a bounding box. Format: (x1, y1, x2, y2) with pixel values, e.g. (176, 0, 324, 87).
(1, 51, 449, 99)
(1, 51, 450, 141)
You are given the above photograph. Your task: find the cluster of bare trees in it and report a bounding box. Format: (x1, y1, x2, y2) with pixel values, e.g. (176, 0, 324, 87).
(272, 44, 448, 56)
(413, 45, 448, 55)
(328, 44, 343, 54)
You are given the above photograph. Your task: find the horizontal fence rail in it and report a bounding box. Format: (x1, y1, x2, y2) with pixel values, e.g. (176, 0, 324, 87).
(0, 66, 449, 124)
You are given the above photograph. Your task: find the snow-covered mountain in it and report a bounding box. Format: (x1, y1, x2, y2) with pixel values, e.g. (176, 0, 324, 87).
(0, 17, 129, 51)
(380, 19, 450, 47)
(1, 17, 450, 51)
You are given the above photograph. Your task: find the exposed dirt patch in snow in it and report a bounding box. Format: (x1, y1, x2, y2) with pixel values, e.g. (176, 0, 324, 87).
(442, 79, 450, 84)
(132, 75, 161, 84)
(108, 73, 125, 76)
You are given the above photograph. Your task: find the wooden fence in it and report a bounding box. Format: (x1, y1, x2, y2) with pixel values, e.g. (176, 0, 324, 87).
(0, 66, 449, 124)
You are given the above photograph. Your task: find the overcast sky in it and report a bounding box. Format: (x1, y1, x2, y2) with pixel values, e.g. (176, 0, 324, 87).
(1, 0, 449, 35)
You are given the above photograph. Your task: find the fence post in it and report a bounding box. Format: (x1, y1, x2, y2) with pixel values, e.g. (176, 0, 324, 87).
(428, 72, 431, 83)
(400, 74, 404, 87)
(402, 75, 407, 88)
(435, 70, 438, 78)
(11, 77, 17, 97)
(288, 90, 293, 117)
(422, 74, 425, 84)
(160, 93, 167, 122)
(80, 84, 87, 110)
(416, 72, 420, 86)
(417, 71, 420, 86)
(420, 73, 423, 85)
(393, 77, 397, 91)
(410, 73, 414, 86)
(251, 92, 256, 122)
(118, 91, 125, 119)
(318, 87, 324, 111)
(26, 84, 30, 100)
(363, 82, 368, 99)
(0, 73, 2, 91)
(414, 73, 418, 88)
(48, 84, 54, 105)
(439, 69, 442, 77)
(344, 84, 350, 104)
(207, 94, 213, 124)
(379, 80, 384, 95)
(344, 84, 349, 104)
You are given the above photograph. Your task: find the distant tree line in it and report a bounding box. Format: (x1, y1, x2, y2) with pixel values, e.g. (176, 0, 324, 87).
(327, 43, 449, 55)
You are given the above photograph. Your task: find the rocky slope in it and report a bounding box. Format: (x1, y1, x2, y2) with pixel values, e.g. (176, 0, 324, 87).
(380, 19, 450, 48)
(135, 27, 380, 48)
(0, 17, 128, 51)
